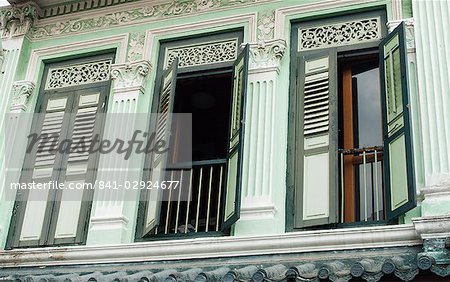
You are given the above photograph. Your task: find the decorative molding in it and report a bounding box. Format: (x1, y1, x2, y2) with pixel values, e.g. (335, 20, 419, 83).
(274, 0, 380, 39)
(127, 32, 145, 62)
(24, 34, 128, 83)
(248, 39, 286, 72)
(110, 59, 151, 90)
(257, 10, 275, 42)
(40, 0, 140, 18)
(10, 80, 35, 112)
(0, 249, 436, 281)
(30, 0, 264, 40)
(143, 13, 257, 60)
(164, 38, 238, 69)
(0, 2, 41, 38)
(45, 59, 112, 90)
(412, 215, 450, 239)
(298, 17, 381, 51)
(0, 224, 421, 267)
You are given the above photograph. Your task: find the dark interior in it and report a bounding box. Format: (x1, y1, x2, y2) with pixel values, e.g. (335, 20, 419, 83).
(172, 72, 233, 162)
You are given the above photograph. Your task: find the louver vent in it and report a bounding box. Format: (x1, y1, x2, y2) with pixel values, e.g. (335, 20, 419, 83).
(68, 107, 97, 163)
(33, 97, 67, 179)
(303, 65, 330, 137)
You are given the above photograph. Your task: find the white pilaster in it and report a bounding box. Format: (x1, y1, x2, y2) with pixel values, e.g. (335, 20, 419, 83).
(87, 60, 151, 245)
(236, 39, 286, 232)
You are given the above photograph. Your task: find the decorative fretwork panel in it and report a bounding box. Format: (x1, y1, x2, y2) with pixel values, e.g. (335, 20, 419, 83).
(45, 60, 112, 90)
(298, 17, 381, 51)
(164, 39, 238, 69)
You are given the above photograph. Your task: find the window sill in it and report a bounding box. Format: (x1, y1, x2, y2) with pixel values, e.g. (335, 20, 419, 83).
(0, 224, 421, 268)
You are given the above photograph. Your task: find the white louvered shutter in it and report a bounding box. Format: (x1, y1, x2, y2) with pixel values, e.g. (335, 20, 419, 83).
(294, 50, 338, 228)
(13, 94, 72, 247)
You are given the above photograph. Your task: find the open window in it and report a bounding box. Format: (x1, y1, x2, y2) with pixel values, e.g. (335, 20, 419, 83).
(137, 32, 248, 238)
(291, 15, 415, 228)
(7, 55, 113, 248)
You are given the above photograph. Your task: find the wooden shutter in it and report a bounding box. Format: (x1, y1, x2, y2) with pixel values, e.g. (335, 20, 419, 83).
(221, 44, 249, 230)
(9, 92, 74, 248)
(8, 86, 109, 248)
(294, 50, 338, 228)
(379, 22, 416, 220)
(47, 87, 107, 245)
(143, 59, 178, 236)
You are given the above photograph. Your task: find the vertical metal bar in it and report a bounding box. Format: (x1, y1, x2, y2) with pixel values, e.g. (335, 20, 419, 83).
(216, 165, 223, 231)
(363, 150, 367, 222)
(195, 167, 203, 232)
(374, 150, 379, 221)
(174, 171, 183, 233)
(340, 152, 344, 223)
(205, 166, 214, 232)
(165, 170, 174, 234)
(184, 169, 193, 233)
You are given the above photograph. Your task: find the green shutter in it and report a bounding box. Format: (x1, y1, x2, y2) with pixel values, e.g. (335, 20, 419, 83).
(221, 44, 249, 230)
(47, 86, 108, 245)
(8, 91, 75, 248)
(379, 22, 416, 220)
(7, 56, 112, 248)
(294, 49, 338, 228)
(143, 59, 178, 236)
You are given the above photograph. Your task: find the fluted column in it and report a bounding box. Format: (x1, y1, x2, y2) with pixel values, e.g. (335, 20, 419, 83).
(409, 0, 450, 269)
(87, 60, 151, 245)
(234, 39, 287, 235)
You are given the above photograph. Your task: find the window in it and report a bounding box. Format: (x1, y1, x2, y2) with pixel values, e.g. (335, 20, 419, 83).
(7, 54, 113, 248)
(136, 31, 249, 238)
(289, 12, 416, 229)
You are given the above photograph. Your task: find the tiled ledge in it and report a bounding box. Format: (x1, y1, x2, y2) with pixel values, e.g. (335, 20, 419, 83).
(0, 224, 421, 268)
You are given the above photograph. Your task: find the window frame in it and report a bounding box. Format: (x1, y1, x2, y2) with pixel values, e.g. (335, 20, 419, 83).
(6, 53, 115, 249)
(286, 10, 388, 231)
(135, 29, 245, 241)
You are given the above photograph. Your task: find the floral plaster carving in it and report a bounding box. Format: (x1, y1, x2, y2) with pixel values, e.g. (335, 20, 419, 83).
(110, 60, 151, 89)
(30, 0, 260, 39)
(298, 17, 381, 51)
(45, 60, 112, 90)
(248, 39, 286, 71)
(257, 10, 275, 42)
(165, 38, 238, 69)
(0, 2, 41, 38)
(10, 80, 35, 112)
(127, 32, 145, 62)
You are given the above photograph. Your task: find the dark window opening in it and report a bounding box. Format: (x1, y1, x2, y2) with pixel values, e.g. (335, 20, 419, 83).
(156, 71, 233, 236)
(338, 52, 385, 223)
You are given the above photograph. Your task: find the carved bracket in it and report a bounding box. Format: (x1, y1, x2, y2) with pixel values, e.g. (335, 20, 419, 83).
(10, 80, 35, 112)
(110, 60, 152, 90)
(248, 39, 287, 73)
(0, 2, 41, 38)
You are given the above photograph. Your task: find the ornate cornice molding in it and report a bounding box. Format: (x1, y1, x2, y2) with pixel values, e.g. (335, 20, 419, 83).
(10, 80, 35, 112)
(412, 215, 450, 240)
(30, 0, 265, 40)
(0, 2, 41, 38)
(248, 39, 286, 73)
(110, 59, 151, 91)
